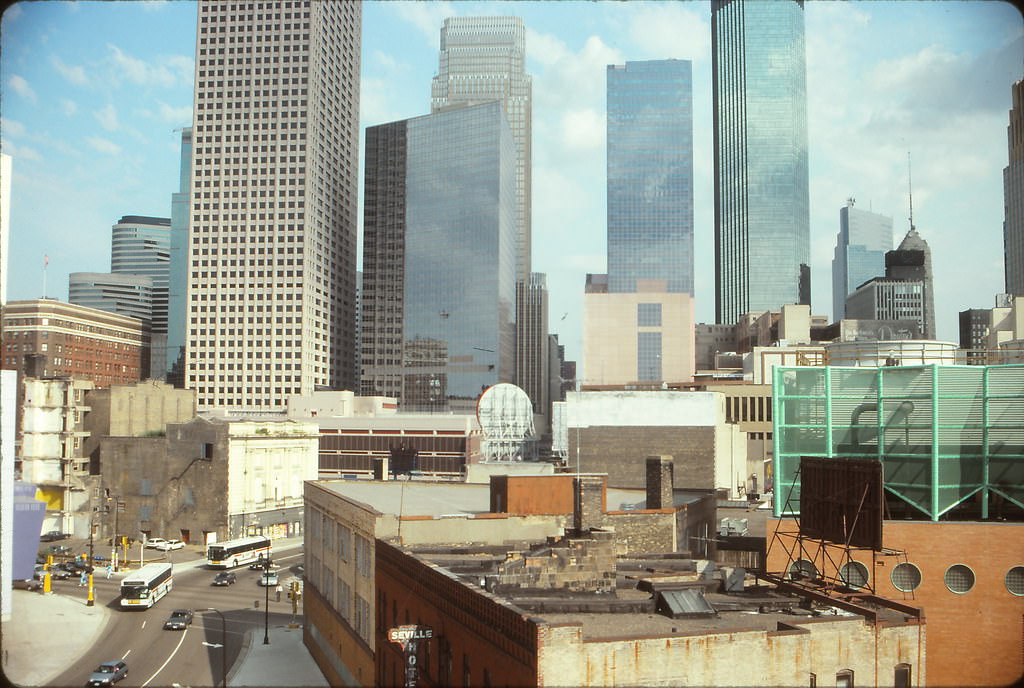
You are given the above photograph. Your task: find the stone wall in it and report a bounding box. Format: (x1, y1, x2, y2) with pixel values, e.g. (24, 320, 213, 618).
(572, 426, 717, 489)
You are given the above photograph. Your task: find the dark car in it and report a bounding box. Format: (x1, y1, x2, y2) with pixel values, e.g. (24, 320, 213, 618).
(40, 530, 70, 542)
(13, 579, 42, 591)
(56, 561, 89, 575)
(212, 571, 236, 586)
(249, 557, 272, 570)
(86, 660, 128, 686)
(163, 609, 193, 630)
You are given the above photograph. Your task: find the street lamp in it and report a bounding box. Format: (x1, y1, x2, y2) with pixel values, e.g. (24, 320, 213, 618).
(197, 608, 228, 688)
(263, 556, 270, 645)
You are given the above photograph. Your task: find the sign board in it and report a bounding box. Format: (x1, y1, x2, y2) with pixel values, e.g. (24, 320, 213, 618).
(388, 625, 433, 688)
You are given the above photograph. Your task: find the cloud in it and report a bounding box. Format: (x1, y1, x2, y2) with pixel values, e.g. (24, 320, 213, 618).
(86, 137, 122, 155)
(389, 1, 456, 44)
(8, 75, 36, 103)
(0, 140, 41, 161)
(627, 4, 710, 61)
(1, 118, 26, 138)
(560, 109, 604, 153)
(94, 104, 120, 131)
(60, 99, 78, 116)
(156, 101, 193, 123)
(51, 56, 89, 86)
(533, 34, 623, 112)
(106, 45, 193, 89)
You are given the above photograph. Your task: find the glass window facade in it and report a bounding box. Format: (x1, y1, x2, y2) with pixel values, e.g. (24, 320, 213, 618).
(832, 203, 893, 321)
(713, 0, 809, 323)
(637, 331, 662, 381)
(637, 303, 662, 327)
(607, 60, 694, 295)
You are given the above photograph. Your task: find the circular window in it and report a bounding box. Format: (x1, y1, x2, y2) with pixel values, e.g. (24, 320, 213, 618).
(1006, 567, 1024, 596)
(944, 564, 975, 594)
(789, 559, 818, 581)
(840, 561, 870, 590)
(891, 562, 922, 592)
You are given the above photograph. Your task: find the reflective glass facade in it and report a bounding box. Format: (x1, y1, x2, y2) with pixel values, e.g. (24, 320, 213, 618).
(713, 0, 809, 324)
(362, 102, 516, 412)
(166, 127, 192, 383)
(607, 60, 694, 294)
(831, 202, 893, 321)
(110, 216, 171, 331)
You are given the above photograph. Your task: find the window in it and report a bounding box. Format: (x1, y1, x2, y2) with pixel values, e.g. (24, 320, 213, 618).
(140, 479, 153, 496)
(944, 564, 975, 594)
(894, 664, 911, 688)
(1005, 566, 1024, 596)
(891, 563, 922, 592)
(836, 669, 854, 688)
(839, 561, 869, 590)
(637, 302, 662, 326)
(789, 559, 818, 581)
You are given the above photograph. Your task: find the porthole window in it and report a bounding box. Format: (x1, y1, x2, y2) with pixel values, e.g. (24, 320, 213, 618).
(891, 563, 922, 592)
(944, 564, 975, 594)
(840, 561, 870, 590)
(789, 559, 818, 581)
(1006, 566, 1024, 596)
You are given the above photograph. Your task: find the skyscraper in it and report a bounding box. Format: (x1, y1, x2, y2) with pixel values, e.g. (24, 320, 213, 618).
(432, 16, 532, 281)
(832, 199, 893, 321)
(110, 215, 171, 330)
(186, 1, 361, 409)
(712, 0, 810, 324)
(166, 127, 192, 386)
(361, 102, 517, 413)
(607, 60, 694, 294)
(1004, 80, 1024, 297)
(515, 273, 549, 416)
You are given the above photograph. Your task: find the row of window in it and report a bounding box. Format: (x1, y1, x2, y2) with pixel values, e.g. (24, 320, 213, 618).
(790, 559, 1024, 595)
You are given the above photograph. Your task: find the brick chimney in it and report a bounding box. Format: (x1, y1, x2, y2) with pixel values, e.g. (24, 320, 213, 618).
(646, 455, 674, 509)
(573, 475, 604, 534)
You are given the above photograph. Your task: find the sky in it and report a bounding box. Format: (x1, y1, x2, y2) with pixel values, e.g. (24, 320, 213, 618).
(1, 0, 1022, 379)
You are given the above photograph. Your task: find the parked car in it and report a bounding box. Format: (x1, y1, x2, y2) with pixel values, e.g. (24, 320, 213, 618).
(44, 565, 71, 580)
(259, 570, 279, 587)
(144, 537, 167, 549)
(40, 530, 70, 542)
(163, 609, 193, 630)
(13, 578, 42, 591)
(86, 660, 128, 686)
(155, 539, 184, 551)
(212, 571, 236, 586)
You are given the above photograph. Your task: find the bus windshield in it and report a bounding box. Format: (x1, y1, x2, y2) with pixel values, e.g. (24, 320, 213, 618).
(121, 584, 150, 599)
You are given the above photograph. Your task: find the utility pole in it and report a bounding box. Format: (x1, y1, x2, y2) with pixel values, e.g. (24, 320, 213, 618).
(86, 508, 96, 607)
(263, 556, 270, 644)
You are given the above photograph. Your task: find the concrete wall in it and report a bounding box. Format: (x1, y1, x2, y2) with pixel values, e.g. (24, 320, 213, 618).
(571, 426, 716, 490)
(466, 460, 554, 485)
(568, 390, 722, 428)
(86, 380, 195, 438)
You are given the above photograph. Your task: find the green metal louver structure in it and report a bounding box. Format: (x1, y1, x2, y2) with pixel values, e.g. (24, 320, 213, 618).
(773, 364, 1024, 521)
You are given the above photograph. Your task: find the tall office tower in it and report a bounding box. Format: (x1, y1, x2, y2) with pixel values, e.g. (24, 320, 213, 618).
(68, 271, 155, 323)
(1004, 80, 1024, 297)
(432, 16, 532, 281)
(831, 198, 893, 321)
(166, 127, 192, 387)
(109, 216, 171, 330)
(361, 102, 516, 412)
(712, 0, 810, 324)
(607, 60, 694, 294)
(890, 227, 936, 339)
(187, 1, 361, 409)
(515, 272, 550, 418)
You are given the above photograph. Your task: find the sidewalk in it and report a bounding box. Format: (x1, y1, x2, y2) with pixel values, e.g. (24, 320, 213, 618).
(1, 537, 325, 687)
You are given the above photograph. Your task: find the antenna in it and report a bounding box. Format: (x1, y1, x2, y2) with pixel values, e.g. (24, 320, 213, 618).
(907, 151, 915, 231)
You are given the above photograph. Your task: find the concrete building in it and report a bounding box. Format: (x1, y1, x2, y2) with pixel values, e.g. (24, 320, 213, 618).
(832, 198, 893, 321)
(713, 0, 810, 323)
(187, 1, 362, 408)
(583, 277, 695, 386)
(1005, 80, 1024, 297)
(0, 369, 14, 620)
(564, 390, 748, 497)
(98, 417, 318, 545)
(360, 102, 516, 412)
(845, 278, 925, 333)
(303, 473, 922, 687)
(432, 15, 532, 282)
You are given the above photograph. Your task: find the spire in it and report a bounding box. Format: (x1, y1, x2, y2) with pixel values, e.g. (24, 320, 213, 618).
(907, 151, 915, 232)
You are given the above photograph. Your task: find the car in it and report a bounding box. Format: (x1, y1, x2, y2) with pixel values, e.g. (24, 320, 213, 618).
(43, 565, 71, 580)
(47, 544, 73, 555)
(40, 530, 70, 542)
(86, 660, 128, 686)
(212, 571, 236, 586)
(249, 557, 272, 570)
(56, 561, 89, 575)
(163, 609, 193, 630)
(144, 537, 167, 549)
(13, 578, 42, 591)
(259, 570, 279, 587)
(155, 539, 185, 551)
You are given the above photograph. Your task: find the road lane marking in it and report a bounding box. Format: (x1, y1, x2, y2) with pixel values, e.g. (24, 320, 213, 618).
(122, 650, 131, 659)
(141, 621, 146, 629)
(141, 628, 188, 687)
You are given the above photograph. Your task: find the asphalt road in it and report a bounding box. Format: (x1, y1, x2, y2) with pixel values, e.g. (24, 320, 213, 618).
(46, 546, 305, 688)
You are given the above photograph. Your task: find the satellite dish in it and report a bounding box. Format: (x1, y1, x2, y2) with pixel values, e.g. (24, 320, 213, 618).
(476, 383, 536, 462)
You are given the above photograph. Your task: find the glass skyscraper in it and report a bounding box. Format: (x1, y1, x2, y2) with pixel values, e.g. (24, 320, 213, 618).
(712, 0, 810, 324)
(361, 102, 516, 412)
(832, 199, 893, 321)
(606, 60, 694, 295)
(166, 127, 192, 385)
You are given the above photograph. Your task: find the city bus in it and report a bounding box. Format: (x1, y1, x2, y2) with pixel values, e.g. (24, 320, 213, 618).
(119, 562, 173, 609)
(206, 535, 272, 568)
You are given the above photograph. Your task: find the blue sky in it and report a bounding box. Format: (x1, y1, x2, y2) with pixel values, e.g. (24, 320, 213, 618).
(1, 1, 1022, 376)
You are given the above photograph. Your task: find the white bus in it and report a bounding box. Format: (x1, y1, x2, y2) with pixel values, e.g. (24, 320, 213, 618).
(206, 535, 272, 568)
(119, 562, 173, 609)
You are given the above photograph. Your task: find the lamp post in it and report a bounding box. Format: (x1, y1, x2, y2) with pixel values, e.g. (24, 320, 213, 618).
(263, 556, 270, 645)
(86, 507, 96, 606)
(197, 608, 228, 688)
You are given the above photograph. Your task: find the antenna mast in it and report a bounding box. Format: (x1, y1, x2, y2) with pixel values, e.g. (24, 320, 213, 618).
(907, 151, 915, 231)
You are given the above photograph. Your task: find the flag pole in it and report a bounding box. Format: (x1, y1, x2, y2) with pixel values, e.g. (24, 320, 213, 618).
(42, 254, 49, 299)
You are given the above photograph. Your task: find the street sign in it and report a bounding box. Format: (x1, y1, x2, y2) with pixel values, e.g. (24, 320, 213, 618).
(388, 625, 433, 688)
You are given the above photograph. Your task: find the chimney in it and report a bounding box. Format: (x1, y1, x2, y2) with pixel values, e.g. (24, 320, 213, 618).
(573, 475, 604, 535)
(646, 455, 674, 509)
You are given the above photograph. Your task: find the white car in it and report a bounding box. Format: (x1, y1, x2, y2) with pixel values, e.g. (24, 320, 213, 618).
(144, 537, 167, 549)
(259, 570, 280, 587)
(155, 539, 184, 551)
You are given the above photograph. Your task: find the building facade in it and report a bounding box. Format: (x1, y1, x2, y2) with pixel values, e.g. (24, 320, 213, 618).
(515, 273, 549, 420)
(186, 1, 361, 409)
(431, 16, 532, 282)
(166, 127, 192, 386)
(832, 199, 893, 321)
(1005, 80, 1024, 297)
(360, 102, 517, 413)
(712, 0, 810, 324)
(68, 272, 155, 325)
(607, 60, 694, 295)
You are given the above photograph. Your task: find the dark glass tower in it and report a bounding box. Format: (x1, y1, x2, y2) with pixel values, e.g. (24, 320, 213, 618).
(606, 60, 694, 294)
(712, 0, 810, 324)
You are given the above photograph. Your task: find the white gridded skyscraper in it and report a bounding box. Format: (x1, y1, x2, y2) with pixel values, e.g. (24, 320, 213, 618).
(431, 16, 532, 281)
(186, 1, 361, 409)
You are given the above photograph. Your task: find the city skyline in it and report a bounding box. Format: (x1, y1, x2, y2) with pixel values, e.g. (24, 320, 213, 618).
(1, 1, 1021, 378)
